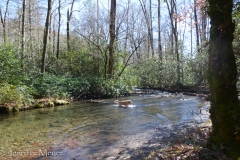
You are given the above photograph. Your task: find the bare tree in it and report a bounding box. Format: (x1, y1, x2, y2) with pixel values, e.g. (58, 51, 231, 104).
(41, 0, 52, 74)
(166, 0, 180, 84)
(200, 0, 208, 44)
(28, 0, 33, 51)
(127, 4, 147, 60)
(190, 11, 193, 56)
(21, 0, 26, 69)
(0, 0, 10, 44)
(107, 0, 116, 78)
(158, 0, 162, 60)
(123, 0, 130, 51)
(67, 0, 75, 52)
(96, 0, 100, 44)
(56, 0, 61, 58)
(139, 0, 154, 56)
(193, 0, 200, 50)
(149, 0, 154, 56)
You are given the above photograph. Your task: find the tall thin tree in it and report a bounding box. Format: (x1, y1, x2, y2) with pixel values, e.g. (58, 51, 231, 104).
(107, 0, 116, 78)
(28, 0, 33, 51)
(124, 0, 130, 51)
(157, 0, 162, 60)
(56, 0, 61, 59)
(193, 0, 200, 50)
(166, 0, 180, 84)
(0, 0, 10, 44)
(21, 0, 26, 70)
(41, 0, 52, 74)
(139, 0, 154, 56)
(67, 0, 75, 52)
(149, 0, 154, 56)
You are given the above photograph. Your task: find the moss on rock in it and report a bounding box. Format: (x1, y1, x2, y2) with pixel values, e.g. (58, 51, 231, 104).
(54, 100, 70, 105)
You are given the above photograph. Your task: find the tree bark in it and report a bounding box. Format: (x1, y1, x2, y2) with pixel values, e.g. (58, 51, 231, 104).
(124, 0, 130, 51)
(57, 0, 61, 59)
(157, 0, 162, 61)
(28, 0, 33, 51)
(48, 11, 52, 44)
(208, 0, 240, 158)
(108, 0, 116, 78)
(41, 0, 52, 74)
(21, 0, 26, 70)
(67, 0, 75, 52)
(166, 0, 180, 84)
(52, 16, 56, 55)
(190, 13, 193, 56)
(149, 0, 154, 56)
(67, 8, 70, 52)
(200, 1, 207, 43)
(193, 0, 200, 50)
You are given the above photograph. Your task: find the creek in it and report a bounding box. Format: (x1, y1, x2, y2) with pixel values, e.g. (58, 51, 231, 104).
(0, 92, 209, 160)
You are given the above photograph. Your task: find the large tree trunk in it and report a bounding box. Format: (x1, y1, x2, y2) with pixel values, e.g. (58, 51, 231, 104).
(108, 0, 116, 78)
(208, 0, 240, 158)
(41, 0, 52, 74)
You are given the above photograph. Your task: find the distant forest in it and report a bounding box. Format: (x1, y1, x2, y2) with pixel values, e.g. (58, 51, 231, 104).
(0, 0, 240, 99)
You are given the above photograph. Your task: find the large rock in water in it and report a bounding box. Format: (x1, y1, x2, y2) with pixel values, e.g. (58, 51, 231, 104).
(54, 100, 70, 105)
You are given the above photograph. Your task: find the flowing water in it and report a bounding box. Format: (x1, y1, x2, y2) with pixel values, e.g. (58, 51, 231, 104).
(0, 92, 209, 160)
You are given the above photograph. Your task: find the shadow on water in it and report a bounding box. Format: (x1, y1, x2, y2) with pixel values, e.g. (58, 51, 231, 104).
(0, 92, 209, 160)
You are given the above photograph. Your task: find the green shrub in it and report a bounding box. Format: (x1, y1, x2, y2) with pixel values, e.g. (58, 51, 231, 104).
(0, 83, 33, 109)
(29, 73, 70, 99)
(132, 57, 177, 88)
(0, 44, 23, 85)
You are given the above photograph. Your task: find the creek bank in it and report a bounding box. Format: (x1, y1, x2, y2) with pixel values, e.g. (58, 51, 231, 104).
(129, 86, 210, 100)
(160, 88, 210, 101)
(121, 105, 213, 160)
(0, 98, 70, 113)
(73, 85, 210, 102)
(73, 88, 210, 109)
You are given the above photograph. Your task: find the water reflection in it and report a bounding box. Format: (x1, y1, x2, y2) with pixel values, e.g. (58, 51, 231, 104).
(0, 93, 208, 159)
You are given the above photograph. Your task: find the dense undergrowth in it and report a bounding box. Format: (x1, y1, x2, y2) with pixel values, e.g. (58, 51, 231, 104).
(0, 41, 209, 112)
(0, 42, 209, 112)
